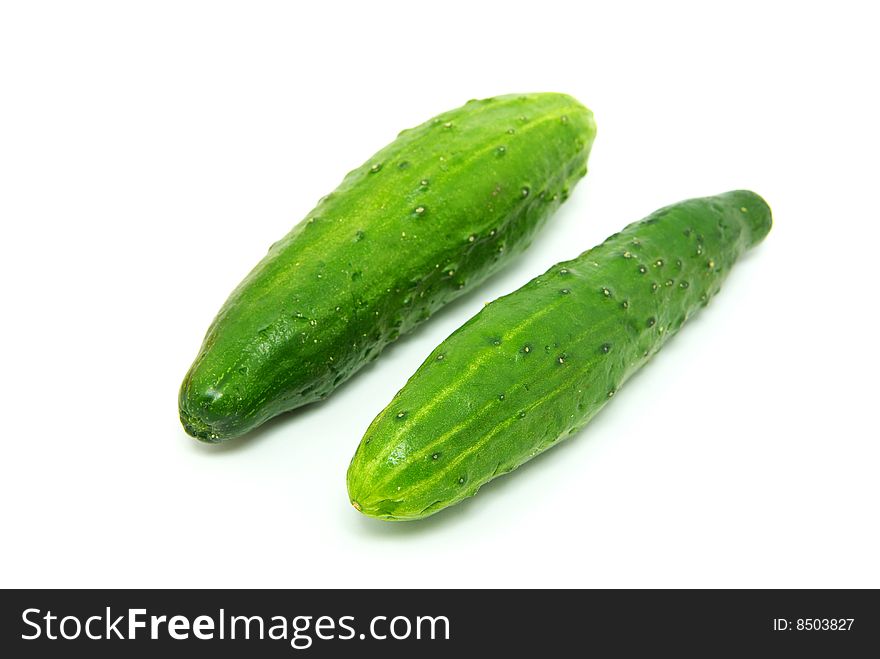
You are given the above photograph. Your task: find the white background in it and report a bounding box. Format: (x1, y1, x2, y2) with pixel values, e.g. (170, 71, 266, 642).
(2, 1, 878, 588)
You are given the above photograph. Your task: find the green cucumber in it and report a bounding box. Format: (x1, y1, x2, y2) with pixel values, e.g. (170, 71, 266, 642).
(347, 190, 772, 520)
(180, 93, 596, 441)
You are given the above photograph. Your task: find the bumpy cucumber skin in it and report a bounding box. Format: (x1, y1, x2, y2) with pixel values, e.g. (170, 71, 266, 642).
(347, 191, 772, 520)
(179, 93, 596, 441)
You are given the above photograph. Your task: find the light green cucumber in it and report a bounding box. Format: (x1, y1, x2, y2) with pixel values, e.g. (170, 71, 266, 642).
(347, 191, 772, 520)
(179, 93, 596, 441)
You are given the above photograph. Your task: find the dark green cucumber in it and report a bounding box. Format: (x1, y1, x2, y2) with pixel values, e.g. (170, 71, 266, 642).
(347, 191, 772, 520)
(180, 93, 596, 441)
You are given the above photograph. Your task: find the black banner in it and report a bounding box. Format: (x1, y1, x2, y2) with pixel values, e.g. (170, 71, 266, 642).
(1, 589, 877, 656)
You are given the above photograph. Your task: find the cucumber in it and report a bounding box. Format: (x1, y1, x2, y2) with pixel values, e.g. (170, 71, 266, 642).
(180, 93, 596, 441)
(347, 191, 772, 520)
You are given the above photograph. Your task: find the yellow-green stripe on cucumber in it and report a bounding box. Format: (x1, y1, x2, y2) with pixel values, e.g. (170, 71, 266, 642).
(347, 191, 772, 520)
(179, 93, 596, 441)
